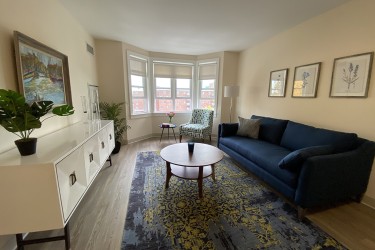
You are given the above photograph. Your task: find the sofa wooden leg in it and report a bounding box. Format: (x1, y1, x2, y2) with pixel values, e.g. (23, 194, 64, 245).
(179, 135, 182, 143)
(297, 206, 307, 221)
(209, 135, 212, 142)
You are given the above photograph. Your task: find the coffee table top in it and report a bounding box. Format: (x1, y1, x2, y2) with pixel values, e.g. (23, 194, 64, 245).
(160, 143, 224, 167)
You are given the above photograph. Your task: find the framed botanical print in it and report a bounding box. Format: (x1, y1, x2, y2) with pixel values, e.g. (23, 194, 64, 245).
(292, 62, 321, 98)
(268, 68, 288, 97)
(330, 52, 373, 98)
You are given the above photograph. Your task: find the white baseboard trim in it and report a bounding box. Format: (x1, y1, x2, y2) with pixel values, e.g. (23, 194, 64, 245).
(362, 195, 375, 209)
(126, 134, 217, 145)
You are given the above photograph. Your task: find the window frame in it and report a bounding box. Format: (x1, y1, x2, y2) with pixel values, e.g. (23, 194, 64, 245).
(152, 59, 195, 114)
(127, 51, 150, 116)
(196, 58, 220, 113)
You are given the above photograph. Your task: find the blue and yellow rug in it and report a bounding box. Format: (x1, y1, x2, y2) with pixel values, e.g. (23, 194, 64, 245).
(122, 151, 346, 249)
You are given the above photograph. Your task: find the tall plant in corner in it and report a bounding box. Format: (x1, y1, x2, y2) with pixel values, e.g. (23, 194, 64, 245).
(99, 101, 131, 154)
(0, 89, 74, 155)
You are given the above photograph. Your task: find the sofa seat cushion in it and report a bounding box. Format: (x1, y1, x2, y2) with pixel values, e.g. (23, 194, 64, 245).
(280, 121, 358, 153)
(220, 136, 298, 188)
(251, 115, 288, 145)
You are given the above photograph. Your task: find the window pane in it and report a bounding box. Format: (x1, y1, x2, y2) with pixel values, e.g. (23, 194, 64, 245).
(201, 79, 215, 89)
(201, 90, 215, 98)
(176, 79, 190, 89)
(176, 89, 190, 98)
(132, 99, 147, 113)
(156, 77, 171, 88)
(155, 99, 173, 112)
(132, 87, 144, 97)
(131, 75, 143, 87)
(156, 89, 171, 98)
(199, 99, 215, 109)
(175, 99, 191, 112)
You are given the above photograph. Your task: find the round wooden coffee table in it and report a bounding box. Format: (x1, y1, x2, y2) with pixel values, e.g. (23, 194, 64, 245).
(160, 143, 224, 198)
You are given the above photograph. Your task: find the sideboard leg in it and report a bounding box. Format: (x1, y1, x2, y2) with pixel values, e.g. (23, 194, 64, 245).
(16, 233, 24, 250)
(64, 222, 70, 250)
(107, 156, 112, 167)
(14, 223, 71, 249)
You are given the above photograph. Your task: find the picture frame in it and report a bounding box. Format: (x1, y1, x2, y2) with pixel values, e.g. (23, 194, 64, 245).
(14, 31, 72, 105)
(268, 68, 288, 97)
(330, 52, 373, 98)
(292, 62, 321, 98)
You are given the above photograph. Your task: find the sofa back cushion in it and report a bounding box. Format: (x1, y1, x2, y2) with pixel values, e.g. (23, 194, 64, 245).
(280, 121, 358, 153)
(251, 115, 288, 145)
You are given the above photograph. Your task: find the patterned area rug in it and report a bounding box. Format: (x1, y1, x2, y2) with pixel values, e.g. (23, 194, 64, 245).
(122, 151, 346, 249)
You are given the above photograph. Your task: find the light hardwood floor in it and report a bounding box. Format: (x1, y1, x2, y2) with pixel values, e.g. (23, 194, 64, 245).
(25, 137, 375, 250)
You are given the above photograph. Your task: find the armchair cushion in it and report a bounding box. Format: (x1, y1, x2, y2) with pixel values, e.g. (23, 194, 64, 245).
(179, 109, 214, 139)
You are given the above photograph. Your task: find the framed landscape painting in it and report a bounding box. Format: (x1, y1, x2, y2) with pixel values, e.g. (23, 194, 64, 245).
(14, 31, 72, 105)
(292, 62, 321, 98)
(268, 68, 288, 97)
(330, 52, 373, 98)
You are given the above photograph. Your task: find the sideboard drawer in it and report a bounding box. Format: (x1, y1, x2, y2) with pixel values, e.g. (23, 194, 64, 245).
(98, 129, 109, 166)
(84, 136, 101, 184)
(107, 125, 115, 151)
(56, 147, 87, 221)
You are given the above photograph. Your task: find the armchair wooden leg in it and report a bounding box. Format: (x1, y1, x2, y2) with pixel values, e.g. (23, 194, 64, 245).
(179, 135, 182, 143)
(209, 135, 211, 142)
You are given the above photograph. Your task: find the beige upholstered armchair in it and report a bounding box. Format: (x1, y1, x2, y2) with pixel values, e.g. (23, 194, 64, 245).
(179, 109, 214, 142)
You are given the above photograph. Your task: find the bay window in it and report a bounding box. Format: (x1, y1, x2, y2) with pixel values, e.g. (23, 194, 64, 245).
(127, 51, 219, 116)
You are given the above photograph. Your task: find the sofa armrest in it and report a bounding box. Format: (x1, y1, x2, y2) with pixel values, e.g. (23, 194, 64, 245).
(295, 140, 375, 208)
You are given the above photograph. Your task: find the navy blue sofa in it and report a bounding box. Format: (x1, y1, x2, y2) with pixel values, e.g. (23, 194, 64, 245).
(218, 115, 375, 219)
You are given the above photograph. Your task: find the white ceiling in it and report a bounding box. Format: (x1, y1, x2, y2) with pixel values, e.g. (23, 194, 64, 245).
(59, 0, 349, 55)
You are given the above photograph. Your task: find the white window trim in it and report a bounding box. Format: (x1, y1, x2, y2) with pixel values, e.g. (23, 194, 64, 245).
(127, 51, 151, 117)
(196, 58, 220, 115)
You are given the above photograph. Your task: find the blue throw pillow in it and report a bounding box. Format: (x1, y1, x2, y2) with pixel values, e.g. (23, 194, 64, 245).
(220, 123, 239, 137)
(279, 145, 334, 171)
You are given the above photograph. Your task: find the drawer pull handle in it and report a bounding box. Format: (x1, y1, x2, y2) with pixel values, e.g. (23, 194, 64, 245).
(89, 153, 94, 162)
(70, 172, 77, 186)
(109, 134, 112, 140)
(101, 141, 105, 149)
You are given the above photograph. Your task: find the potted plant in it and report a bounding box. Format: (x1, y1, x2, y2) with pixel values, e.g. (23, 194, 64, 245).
(99, 102, 131, 154)
(0, 89, 74, 156)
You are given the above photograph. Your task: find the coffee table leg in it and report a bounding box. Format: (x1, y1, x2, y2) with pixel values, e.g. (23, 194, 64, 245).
(165, 161, 172, 189)
(211, 164, 216, 182)
(198, 166, 203, 198)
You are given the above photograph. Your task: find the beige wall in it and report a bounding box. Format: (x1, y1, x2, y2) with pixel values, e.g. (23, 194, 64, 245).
(0, 0, 98, 248)
(237, 0, 375, 201)
(95, 40, 239, 142)
(0, 0, 97, 153)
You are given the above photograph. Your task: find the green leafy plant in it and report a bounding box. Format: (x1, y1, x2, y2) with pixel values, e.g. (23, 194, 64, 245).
(99, 102, 131, 142)
(0, 89, 74, 140)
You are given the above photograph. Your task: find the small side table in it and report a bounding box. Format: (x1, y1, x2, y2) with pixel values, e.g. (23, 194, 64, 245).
(159, 123, 177, 142)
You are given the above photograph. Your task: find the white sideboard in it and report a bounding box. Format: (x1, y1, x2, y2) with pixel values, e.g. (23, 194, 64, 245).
(0, 120, 114, 236)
